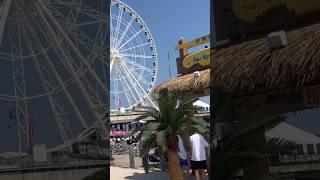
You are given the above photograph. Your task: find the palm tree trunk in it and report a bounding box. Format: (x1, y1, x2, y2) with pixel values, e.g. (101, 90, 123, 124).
(167, 149, 183, 180)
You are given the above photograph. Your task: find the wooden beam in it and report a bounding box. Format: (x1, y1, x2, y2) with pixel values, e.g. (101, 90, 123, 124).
(176, 35, 210, 50)
(226, 85, 320, 122)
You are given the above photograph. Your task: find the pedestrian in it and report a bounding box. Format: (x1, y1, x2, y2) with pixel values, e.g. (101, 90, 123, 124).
(177, 135, 190, 177)
(189, 129, 209, 180)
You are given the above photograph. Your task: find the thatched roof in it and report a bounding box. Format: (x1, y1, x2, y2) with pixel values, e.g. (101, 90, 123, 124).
(155, 23, 320, 97)
(153, 69, 210, 96)
(212, 22, 320, 96)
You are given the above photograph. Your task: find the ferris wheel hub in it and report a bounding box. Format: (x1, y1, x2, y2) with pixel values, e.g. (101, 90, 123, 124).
(111, 48, 122, 59)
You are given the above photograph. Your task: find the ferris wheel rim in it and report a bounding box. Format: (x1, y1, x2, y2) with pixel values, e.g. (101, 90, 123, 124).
(110, 0, 158, 110)
(0, 0, 110, 151)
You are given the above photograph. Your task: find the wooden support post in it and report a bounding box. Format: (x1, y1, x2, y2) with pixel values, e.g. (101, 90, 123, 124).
(129, 147, 135, 168)
(178, 37, 188, 58)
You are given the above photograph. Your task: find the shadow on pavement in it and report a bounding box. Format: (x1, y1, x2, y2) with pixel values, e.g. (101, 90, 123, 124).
(124, 170, 208, 180)
(124, 170, 169, 180)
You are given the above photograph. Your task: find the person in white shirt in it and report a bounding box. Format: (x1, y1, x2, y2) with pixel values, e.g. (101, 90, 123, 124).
(177, 135, 190, 177)
(189, 130, 209, 180)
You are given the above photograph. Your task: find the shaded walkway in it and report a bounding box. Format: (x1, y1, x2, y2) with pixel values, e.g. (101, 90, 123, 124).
(110, 166, 208, 180)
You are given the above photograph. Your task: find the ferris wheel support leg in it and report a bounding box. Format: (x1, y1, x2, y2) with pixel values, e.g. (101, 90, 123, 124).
(0, 0, 12, 47)
(34, 2, 108, 134)
(43, 54, 89, 129)
(23, 24, 89, 129)
(11, 16, 30, 155)
(25, 46, 81, 151)
(114, 63, 138, 106)
(110, 59, 114, 74)
(117, 61, 152, 108)
(23, 33, 73, 150)
(120, 61, 158, 110)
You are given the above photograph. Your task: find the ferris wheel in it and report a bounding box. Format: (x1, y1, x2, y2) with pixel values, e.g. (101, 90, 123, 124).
(0, 0, 109, 152)
(110, 0, 158, 111)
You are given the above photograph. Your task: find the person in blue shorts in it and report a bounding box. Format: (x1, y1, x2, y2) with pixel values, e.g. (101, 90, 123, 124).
(177, 135, 190, 177)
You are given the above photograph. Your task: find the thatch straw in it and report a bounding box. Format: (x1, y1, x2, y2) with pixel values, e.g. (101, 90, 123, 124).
(212, 23, 320, 96)
(153, 69, 210, 95)
(155, 23, 320, 96)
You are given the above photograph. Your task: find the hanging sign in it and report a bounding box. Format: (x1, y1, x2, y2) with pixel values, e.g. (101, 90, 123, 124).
(177, 48, 210, 74)
(182, 48, 210, 69)
(212, 0, 320, 42)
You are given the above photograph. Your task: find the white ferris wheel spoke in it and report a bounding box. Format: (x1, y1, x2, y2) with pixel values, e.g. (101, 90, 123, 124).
(124, 57, 153, 73)
(119, 59, 158, 109)
(115, 82, 120, 109)
(118, 63, 141, 106)
(116, 28, 144, 50)
(115, 62, 137, 107)
(112, 6, 124, 49)
(75, 19, 102, 27)
(110, 16, 114, 46)
(131, 70, 151, 87)
(118, 42, 149, 53)
(113, 72, 120, 109)
(119, 64, 143, 106)
(121, 53, 153, 59)
(115, 13, 135, 47)
(110, 57, 115, 73)
(0, 0, 12, 46)
(115, 15, 135, 48)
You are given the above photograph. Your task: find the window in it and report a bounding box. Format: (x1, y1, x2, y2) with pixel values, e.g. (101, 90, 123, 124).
(296, 144, 304, 154)
(306, 144, 315, 154)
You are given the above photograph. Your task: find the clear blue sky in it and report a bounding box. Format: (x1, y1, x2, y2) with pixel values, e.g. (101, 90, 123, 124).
(123, 0, 210, 103)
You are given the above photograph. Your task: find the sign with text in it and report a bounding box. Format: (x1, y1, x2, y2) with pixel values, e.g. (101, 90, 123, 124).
(177, 48, 210, 74)
(213, 0, 320, 41)
(176, 35, 210, 50)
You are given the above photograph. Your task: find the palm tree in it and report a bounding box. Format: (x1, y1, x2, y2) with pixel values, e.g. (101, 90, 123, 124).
(213, 115, 296, 180)
(135, 89, 209, 180)
(211, 86, 296, 180)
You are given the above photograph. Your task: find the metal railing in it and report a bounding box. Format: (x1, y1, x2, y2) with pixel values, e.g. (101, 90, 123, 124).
(0, 155, 107, 171)
(270, 154, 320, 165)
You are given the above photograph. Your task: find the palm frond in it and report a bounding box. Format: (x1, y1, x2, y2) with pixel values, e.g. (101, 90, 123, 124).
(191, 117, 209, 127)
(259, 137, 296, 155)
(156, 130, 167, 149)
(136, 88, 210, 175)
(222, 115, 286, 151)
